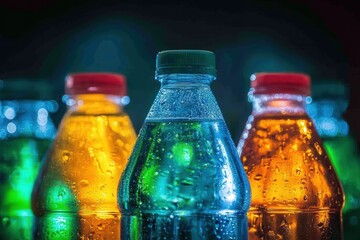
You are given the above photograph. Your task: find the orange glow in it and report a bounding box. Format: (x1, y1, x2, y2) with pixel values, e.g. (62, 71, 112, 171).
(32, 94, 137, 238)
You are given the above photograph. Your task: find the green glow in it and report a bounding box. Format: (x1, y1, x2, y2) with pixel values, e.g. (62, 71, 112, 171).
(172, 142, 194, 166)
(34, 213, 79, 239)
(0, 138, 51, 239)
(323, 136, 360, 213)
(139, 164, 158, 196)
(0, 138, 50, 214)
(45, 181, 79, 212)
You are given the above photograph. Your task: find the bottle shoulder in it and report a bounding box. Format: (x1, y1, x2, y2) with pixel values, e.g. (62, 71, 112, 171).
(238, 114, 344, 210)
(118, 120, 251, 213)
(31, 111, 137, 214)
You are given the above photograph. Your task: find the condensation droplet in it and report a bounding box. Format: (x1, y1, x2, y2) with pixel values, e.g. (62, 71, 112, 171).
(301, 178, 307, 184)
(253, 174, 262, 181)
(80, 180, 89, 187)
(62, 152, 71, 163)
(97, 223, 103, 231)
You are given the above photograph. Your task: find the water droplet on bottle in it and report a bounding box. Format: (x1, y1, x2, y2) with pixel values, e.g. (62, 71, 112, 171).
(97, 223, 103, 231)
(62, 152, 71, 163)
(254, 174, 262, 181)
(80, 180, 89, 187)
(301, 178, 307, 184)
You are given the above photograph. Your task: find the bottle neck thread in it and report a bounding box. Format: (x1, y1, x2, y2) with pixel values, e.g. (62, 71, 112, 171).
(250, 93, 309, 116)
(63, 94, 128, 115)
(157, 74, 215, 86)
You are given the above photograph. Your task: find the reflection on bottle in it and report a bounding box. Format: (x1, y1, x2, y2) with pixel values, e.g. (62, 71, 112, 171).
(307, 80, 360, 239)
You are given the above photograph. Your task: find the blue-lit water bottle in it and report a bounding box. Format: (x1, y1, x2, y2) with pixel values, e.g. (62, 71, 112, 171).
(118, 49, 251, 239)
(0, 79, 57, 240)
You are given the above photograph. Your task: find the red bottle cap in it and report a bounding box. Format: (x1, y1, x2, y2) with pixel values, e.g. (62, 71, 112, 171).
(250, 72, 311, 95)
(65, 72, 127, 96)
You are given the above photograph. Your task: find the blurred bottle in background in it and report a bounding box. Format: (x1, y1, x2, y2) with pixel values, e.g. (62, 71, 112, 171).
(0, 79, 57, 240)
(306, 80, 360, 239)
(31, 73, 137, 239)
(118, 50, 251, 239)
(238, 73, 344, 240)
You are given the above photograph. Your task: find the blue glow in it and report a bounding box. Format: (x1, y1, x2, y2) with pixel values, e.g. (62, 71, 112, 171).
(306, 99, 349, 138)
(4, 107, 15, 120)
(7, 122, 16, 134)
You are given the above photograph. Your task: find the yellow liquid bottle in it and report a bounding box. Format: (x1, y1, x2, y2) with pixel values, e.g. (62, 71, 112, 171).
(31, 73, 137, 239)
(237, 73, 344, 240)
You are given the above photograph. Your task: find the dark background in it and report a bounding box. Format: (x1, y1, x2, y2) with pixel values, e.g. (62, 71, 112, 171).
(1, 0, 359, 144)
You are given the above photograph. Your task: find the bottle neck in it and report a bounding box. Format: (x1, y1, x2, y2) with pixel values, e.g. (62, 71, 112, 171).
(251, 93, 309, 116)
(64, 94, 127, 115)
(146, 74, 223, 121)
(0, 99, 57, 139)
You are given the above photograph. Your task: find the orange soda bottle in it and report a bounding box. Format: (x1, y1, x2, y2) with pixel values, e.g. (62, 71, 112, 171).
(31, 73, 137, 239)
(237, 73, 344, 239)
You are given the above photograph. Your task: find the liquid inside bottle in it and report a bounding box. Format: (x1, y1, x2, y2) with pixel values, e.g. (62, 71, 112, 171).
(238, 73, 344, 240)
(0, 80, 57, 240)
(31, 74, 136, 239)
(119, 50, 251, 240)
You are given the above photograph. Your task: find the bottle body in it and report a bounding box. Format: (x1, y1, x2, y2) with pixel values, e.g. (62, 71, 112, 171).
(0, 99, 56, 240)
(119, 75, 251, 239)
(31, 94, 137, 239)
(238, 94, 344, 240)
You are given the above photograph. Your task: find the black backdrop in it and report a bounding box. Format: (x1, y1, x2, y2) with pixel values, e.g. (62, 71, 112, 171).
(1, 0, 359, 144)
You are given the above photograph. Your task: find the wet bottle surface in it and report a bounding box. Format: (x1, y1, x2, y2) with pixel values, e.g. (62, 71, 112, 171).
(31, 73, 137, 239)
(238, 73, 344, 240)
(118, 50, 251, 240)
(0, 79, 57, 240)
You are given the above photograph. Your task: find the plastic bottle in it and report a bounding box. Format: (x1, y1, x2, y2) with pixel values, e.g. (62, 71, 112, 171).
(237, 73, 344, 239)
(306, 80, 360, 239)
(31, 73, 137, 239)
(118, 50, 251, 239)
(0, 79, 57, 240)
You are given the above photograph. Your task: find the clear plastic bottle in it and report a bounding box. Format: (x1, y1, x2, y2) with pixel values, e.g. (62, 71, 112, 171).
(118, 50, 251, 239)
(0, 79, 57, 240)
(31, 73, 137, 239)
(307, 80, 360, 239)
(237, 73, 344, 240)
